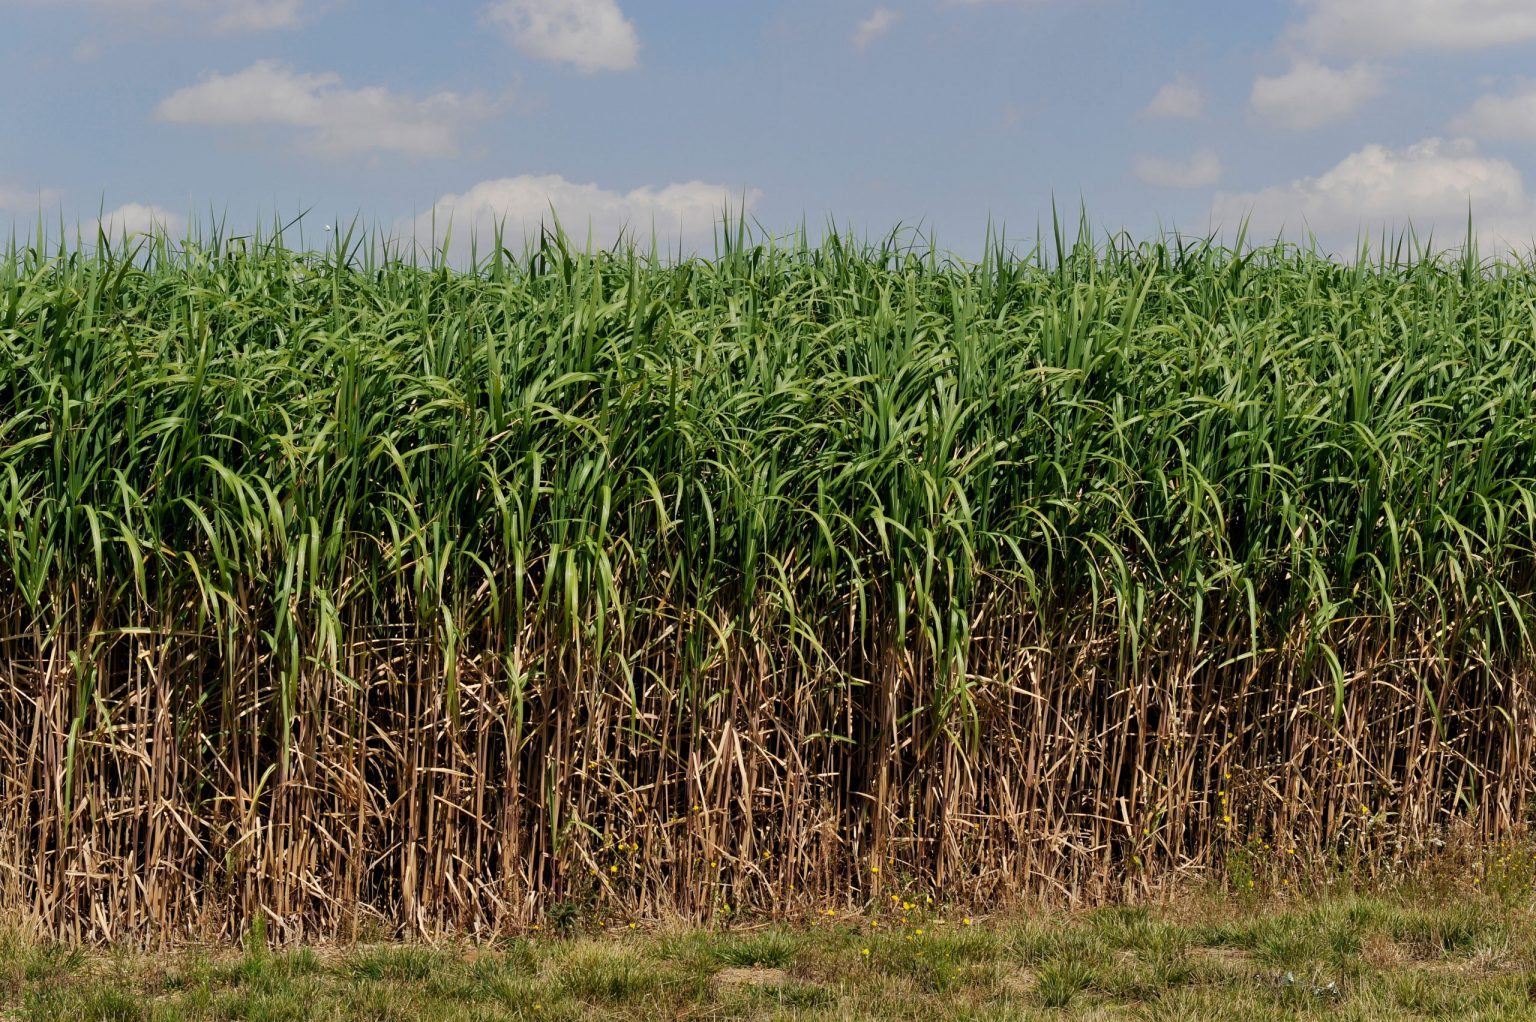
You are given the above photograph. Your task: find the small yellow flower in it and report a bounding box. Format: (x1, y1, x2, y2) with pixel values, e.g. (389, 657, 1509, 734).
(870, 865, 880, 874)
(1222, 815, 1231, 823)
(962, 917, 972, 926)
(610, 864, 619, 873)
(861, 947, 871, 957)
(915, 928, 924, 936)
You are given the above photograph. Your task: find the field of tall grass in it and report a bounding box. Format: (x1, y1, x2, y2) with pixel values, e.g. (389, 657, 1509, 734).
(3, 219, 1536, 941)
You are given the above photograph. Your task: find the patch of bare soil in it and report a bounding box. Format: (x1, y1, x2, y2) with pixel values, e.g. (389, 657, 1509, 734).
(998, 969, 1037, 997)
(713, 966, 791, 989)
(1192, 946, 1254, 969)
(1361, 934, 1407, 970)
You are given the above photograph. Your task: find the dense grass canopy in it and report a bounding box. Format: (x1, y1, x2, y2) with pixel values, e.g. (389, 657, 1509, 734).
(2, 220, 1535, 940)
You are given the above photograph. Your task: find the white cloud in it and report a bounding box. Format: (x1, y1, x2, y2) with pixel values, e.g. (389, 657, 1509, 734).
(1134, 148, 1223, 188)
(853, 7, 901, 51)
(485, 0, 639, 72)
(400, 174, 761, 257)
(1249, 59, 1384, 130)
(155, 61, 496, 157)
(1145, 74, 1203, 119)
(1210, 137, 1536, 251)
(93, 203, 185, 236)
(1293, 0, 1536, 56)
(0, 183, 63, 211)
(1449, 83, 1536, 141)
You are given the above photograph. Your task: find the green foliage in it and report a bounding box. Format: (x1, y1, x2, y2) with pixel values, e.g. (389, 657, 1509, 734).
(1035, 956, 1096, 1008)
(558, 946, 691, 1005)
(5, 218, 1536, 936)
(710, 930, 799, 969)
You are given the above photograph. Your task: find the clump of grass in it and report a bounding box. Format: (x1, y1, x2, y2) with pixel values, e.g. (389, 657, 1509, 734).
(344, 947, 446, 983)
(864, 934, 985, 995)
(1035, 957, 1096, 1008)
(25, 984, 144, 1022)
(1390, 906, 1500, 959)
(0, 935, 85, 998)
(559, 945, 700, 1006)
(710, 930, 799, 969)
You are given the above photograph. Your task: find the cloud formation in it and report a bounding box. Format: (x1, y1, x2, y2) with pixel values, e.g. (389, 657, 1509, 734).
(1145, 75, 1203, 119)
(485, 0, 639, 72)
(1293, 0, 1536, 56)
(1210, 137, 1536, 251)
(400, 174, 760, 256)
(155, 61, 496, 156)
(852, 8, 900, 51)
(0, 183, 63, 211)
(1249, 59, 1384, 130)
(93, 203, 185, 236)
(1134, 148, 1223, 188)
(1449, 83, 1536, 141)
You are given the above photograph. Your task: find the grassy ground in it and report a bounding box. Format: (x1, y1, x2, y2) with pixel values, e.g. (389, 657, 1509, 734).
(5, 892, 1535, 1021)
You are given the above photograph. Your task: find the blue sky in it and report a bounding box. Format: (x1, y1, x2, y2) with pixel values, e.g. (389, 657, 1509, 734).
(6, 0, 1536, 255)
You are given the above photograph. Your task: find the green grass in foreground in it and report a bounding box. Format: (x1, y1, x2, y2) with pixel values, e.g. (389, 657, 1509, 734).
(6, 894, 1536, 1021)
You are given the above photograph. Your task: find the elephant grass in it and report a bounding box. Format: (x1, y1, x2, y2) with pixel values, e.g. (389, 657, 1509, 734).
(2, 219, 1536, 940)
